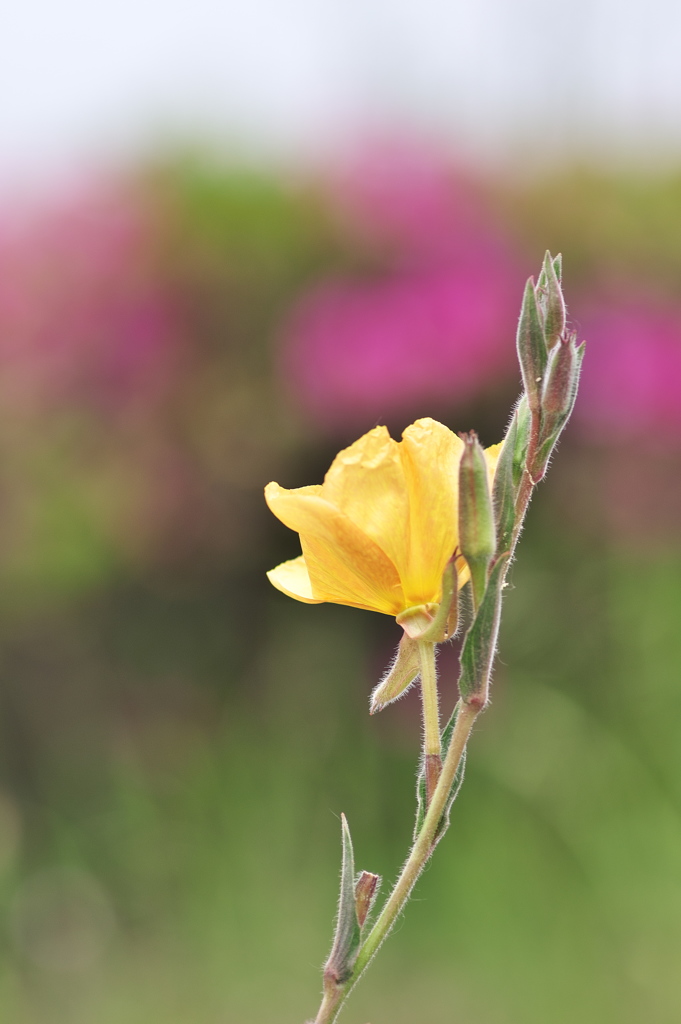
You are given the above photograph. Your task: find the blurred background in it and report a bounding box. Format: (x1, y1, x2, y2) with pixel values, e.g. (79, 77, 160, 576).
(2, 3, 681, 1023)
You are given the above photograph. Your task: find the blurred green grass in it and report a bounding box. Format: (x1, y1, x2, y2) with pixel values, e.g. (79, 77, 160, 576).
(2, 496, 681, 1023)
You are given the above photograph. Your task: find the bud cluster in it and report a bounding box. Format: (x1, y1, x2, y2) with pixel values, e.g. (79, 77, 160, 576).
(516, 251, 585, 483)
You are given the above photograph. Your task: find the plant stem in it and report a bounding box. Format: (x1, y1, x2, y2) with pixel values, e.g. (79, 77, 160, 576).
(313, 700, 480, 1024)
(417, 640, 442, 803)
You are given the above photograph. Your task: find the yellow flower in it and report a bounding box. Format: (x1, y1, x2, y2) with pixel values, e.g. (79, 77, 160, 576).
(265, 418, 501, 618)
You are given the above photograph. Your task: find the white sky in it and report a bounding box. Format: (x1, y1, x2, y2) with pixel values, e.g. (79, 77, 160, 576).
(2, 0, 681, 183)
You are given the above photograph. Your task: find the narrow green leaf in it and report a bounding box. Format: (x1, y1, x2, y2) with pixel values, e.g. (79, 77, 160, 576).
(512, 395, 531, 488)
(492, 409, 519, 554)
(457, 555, 508, 704)
(324, 815, 361, 984)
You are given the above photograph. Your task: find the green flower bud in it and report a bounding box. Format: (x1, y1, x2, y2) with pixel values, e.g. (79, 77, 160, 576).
(538, 250, 566, 350)
(529, 332, 585, 482)
(458, 432, 496, 610)
(516, 277, 548, 413)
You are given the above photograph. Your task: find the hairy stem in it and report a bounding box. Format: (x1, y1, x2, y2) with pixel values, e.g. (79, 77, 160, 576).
(313, 700, 480, 1024)
(417, 641, 442, 803)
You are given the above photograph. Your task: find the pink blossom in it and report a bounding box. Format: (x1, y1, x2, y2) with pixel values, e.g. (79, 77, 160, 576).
(328, 142, 492, 261)
(0, 182, 177, 419)
(576, 301, 681, 441)
(282, 145, 523, 428)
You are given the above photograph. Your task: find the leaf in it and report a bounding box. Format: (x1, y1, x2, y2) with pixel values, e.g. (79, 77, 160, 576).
(492, 409, 519, 554)
(323, 814, 361, 984)
(512, 395, 531, 489)
(457, 554, 508, 704)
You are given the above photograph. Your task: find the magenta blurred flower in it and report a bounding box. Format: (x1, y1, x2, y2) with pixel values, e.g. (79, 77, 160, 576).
(0, 182, 176, 419)
(576, 301, 681, 441)
(284, 266, 519, 427)
(282, 145, 522, 428)
(328, 142, 489, 261)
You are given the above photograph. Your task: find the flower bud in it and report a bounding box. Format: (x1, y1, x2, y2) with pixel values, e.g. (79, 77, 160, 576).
(458, 432, 496, 610)
(529, 332, 585, 482)
(516, 277, 548, 413)
(537, 250, 566, 350)
(541, 330, 583, 435)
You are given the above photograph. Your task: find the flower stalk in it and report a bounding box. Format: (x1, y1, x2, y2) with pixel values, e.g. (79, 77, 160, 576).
(417, 640, 441, 803)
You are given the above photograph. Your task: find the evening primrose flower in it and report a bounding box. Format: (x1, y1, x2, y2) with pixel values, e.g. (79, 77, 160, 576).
(265, 417, 501, 620)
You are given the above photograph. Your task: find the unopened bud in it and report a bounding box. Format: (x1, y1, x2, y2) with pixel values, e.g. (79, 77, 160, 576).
(541, 330, 581, 432)
(538, 250, 566, 350)
(458, 432, 496, 611)
(354, 871, 380, 929)
(516, 277, 548, 413)
(529, 333, 585, 482)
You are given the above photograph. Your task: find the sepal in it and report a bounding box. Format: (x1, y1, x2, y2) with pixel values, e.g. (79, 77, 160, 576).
(419, 559, 459, 643)
(370, 635, 420, 713)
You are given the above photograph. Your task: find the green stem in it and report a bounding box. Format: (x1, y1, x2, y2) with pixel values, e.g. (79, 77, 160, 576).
(418, 639, 442, 805)
(417, 641, 440, 758)
(312, 700, 480, 1024)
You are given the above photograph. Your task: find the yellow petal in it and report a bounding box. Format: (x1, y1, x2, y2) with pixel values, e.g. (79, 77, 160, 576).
(484, 442, 503, 487)
(399, 418, 465, 605)
(265, 482, 404, 614)
(321, 426, 410, 572)
(267, 555, 322, 604)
